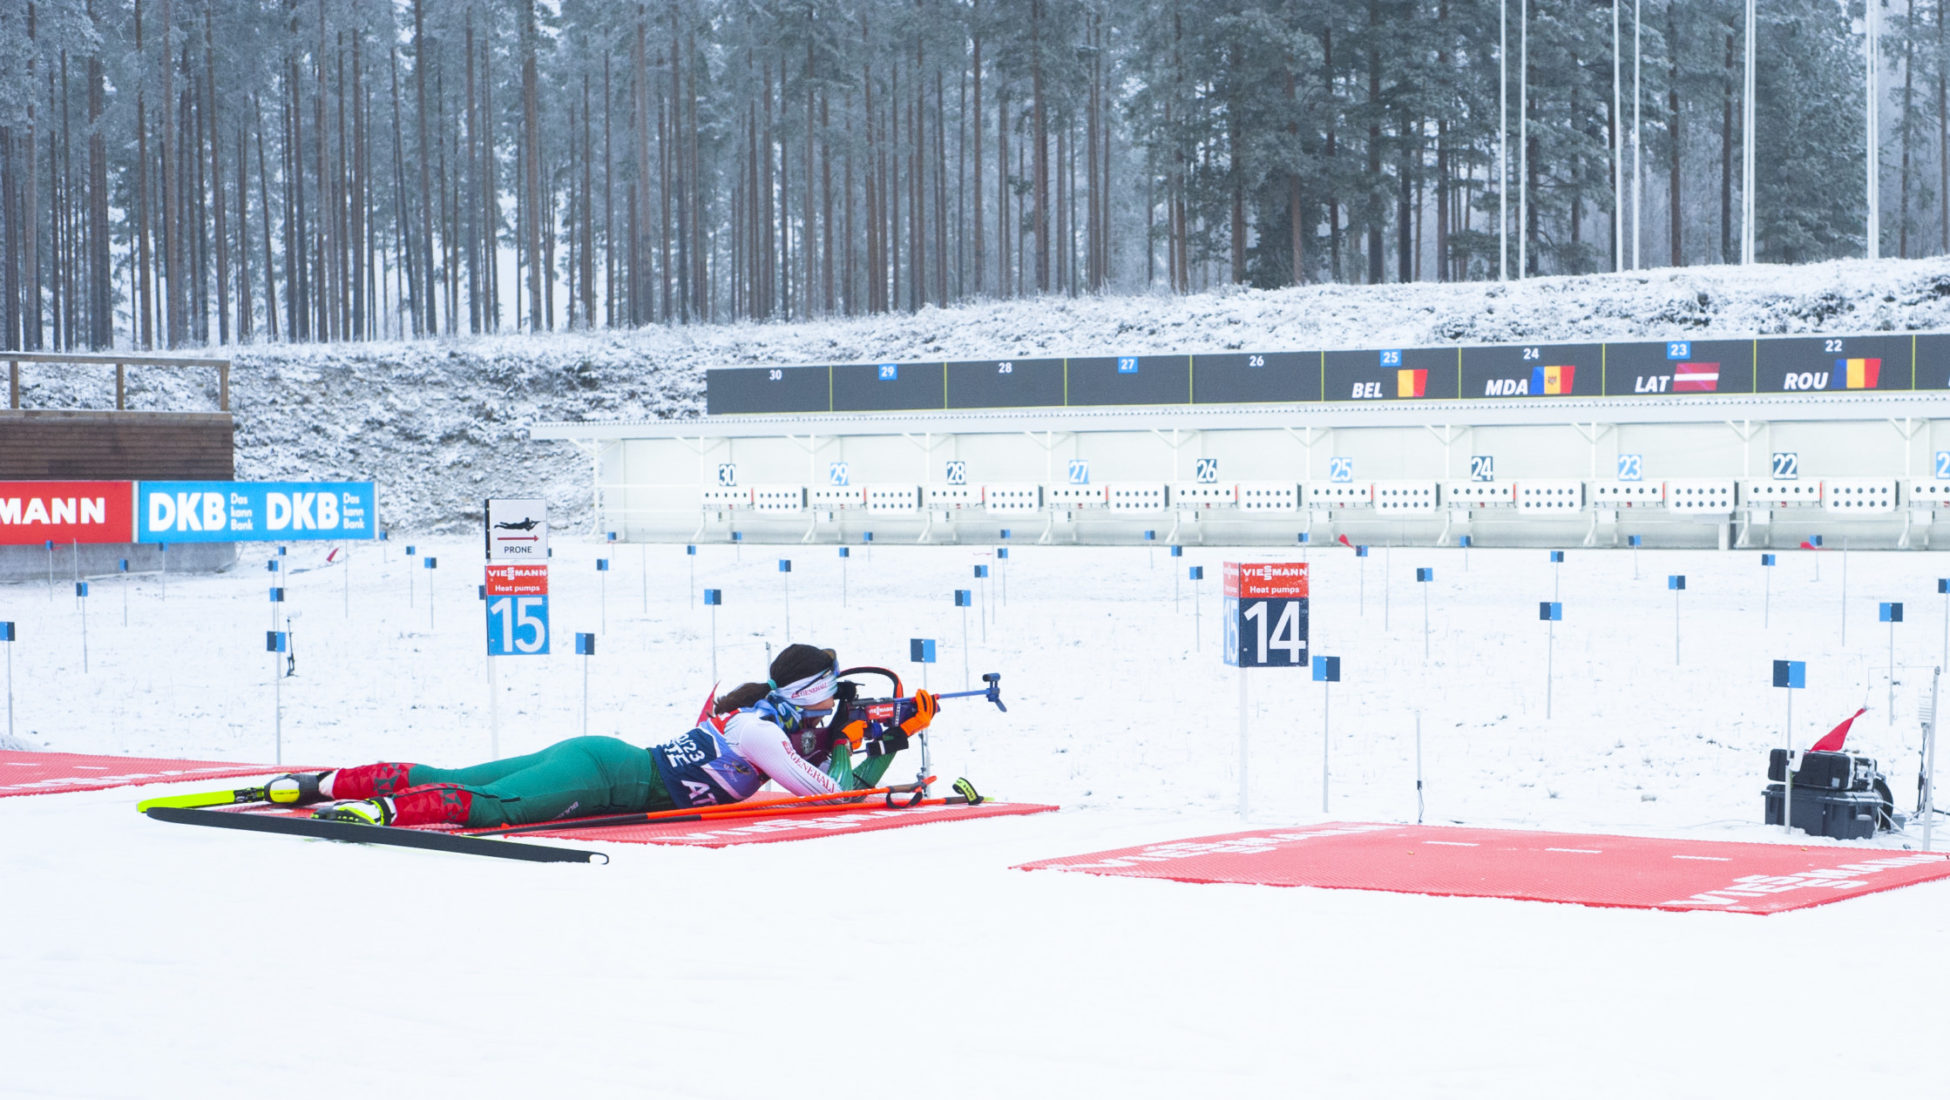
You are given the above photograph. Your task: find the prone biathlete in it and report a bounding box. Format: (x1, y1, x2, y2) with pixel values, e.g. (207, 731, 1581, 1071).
(263, 644, 936, 829)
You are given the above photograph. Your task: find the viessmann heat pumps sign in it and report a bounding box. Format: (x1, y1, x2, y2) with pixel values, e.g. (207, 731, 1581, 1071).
(137, 481, 378, 542)
(0, 481, 136, 544)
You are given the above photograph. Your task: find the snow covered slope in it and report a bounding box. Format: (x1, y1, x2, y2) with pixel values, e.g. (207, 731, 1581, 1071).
(19, 257, 1950, 535)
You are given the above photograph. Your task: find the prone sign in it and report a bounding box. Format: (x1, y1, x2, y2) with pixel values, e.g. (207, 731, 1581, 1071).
(137, 481, 377, 542)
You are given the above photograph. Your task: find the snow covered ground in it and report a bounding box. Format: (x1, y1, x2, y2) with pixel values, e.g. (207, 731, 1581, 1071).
(2, 536, 1947, 1096)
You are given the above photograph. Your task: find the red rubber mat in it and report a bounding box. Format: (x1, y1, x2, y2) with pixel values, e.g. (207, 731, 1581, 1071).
(228, 794, 1058, 847)
(0, 751, 286, 798)
(514, 798, 1058, 847)
(1016, 822, 1950, 914)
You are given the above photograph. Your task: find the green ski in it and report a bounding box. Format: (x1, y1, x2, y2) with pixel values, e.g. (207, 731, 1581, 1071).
(145, 807, 608, 864)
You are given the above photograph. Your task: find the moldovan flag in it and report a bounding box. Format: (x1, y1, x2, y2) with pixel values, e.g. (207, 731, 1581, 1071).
(1809, 707, 1868, 753)
(1396, 369, 1427, 398)
(1839, 358, 1881, 389)
(1672, 362, 1720, 392)
(1530, 364, 1575, 395)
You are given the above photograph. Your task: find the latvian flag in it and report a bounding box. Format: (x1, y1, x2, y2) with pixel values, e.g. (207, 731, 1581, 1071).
(1530, 364, 1575, 395)
(1397, 369, 1427, 398)
(1839, 357, 1881, 389)
(1672, 362, 1719, 392)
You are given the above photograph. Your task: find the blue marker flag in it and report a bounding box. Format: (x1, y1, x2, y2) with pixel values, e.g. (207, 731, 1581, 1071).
(269, 587, 285, 602)
(1628, 535, 1643, 547)
(974, 564, 989, 578)
(1539, 601, 1562, 621)
(424, 557, 438, 569)
(998, 548, 1010, 559)
(266, 559, 279, 572)
(703, 589, 723, 606)
(1668, 575, 1686, 590)
(733, 532, 743, 542)
(575, 633, 596, 656)
(1811, 535, 1824, 547)
(1939, 579, 1949, 594)
(406, 545, 417, 556)
(910, 638, 937, 663)
(1880, 602, 1904, 622)
(597, 559, 610, 572)
(955, 589, 973, 607)
(1188, 566, 1204, 580)
(1312, 655, 1341, 682)
(1000, 529, 1012, 540)
(75, 582, 88, 598)
(478, 585, 487, 600)
(778, 559, 792, 573)
(266, 631, 287, 653)
(1773, 660, 1806, 689)
(0, 622, 13, 642)
(838, 547, 851, 558)
(864, 532, 875, 543)
(1762, 553, 1777, 566)
(1458, 535, 1472, 548)
(119, 559, 129, 572)
(1416, 568, 1433, 582)
(1355, 545, 1369, 558)
(1170, 545, 1183, 557)
(687, 545, 697, 556)
(1549, 550, 1565, 563)
(1298, 533, 1310, 544)
(606, 532, 617, 542)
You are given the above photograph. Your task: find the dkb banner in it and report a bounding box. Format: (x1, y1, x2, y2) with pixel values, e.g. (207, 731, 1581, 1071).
(137, 481, 378, 542)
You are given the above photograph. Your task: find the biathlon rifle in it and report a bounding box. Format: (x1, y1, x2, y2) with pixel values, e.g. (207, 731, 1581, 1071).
(832, 667, 1004, 753)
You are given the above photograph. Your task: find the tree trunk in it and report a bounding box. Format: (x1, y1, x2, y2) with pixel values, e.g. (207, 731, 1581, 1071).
(972, 16, 984, 295)
(1667, 2, 1683, 266)
(1031, 0, 1049, 293)
(521, 0, 544, 331)
(1721, 25, 1734, 263)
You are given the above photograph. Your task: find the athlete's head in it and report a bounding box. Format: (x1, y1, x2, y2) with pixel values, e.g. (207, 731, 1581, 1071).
(767, 644, 839, 710)
(712, 644, 838, 714)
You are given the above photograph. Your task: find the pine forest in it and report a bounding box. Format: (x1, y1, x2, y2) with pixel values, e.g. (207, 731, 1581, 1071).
(0, 0, 1930, 350)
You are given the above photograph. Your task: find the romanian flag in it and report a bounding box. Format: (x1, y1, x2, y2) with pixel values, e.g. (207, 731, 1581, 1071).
(1397, 369, 1428, 398)
(1530, 364, 1575, 395)
(1839, 357, 1881, 389)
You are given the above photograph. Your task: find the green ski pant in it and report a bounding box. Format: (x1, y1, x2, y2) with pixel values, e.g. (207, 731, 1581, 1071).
(407, 736, 672, 828)
(405, 733, 906, 829)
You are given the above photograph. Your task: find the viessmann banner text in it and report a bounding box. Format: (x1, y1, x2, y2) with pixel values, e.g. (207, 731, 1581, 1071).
(0, 481, 136, 545)
(137, 481, 378, 542)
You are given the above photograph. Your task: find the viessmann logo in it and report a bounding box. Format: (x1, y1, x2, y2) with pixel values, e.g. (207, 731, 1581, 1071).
(0, 481, 136, 545)
(1663, 853, 1944, 908)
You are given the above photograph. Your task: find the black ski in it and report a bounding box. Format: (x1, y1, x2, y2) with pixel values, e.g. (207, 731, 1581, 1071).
(145, 807, 608, 864)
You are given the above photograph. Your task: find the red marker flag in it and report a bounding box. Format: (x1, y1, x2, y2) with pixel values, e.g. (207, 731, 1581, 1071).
(1809, 707, 1868, 753)
(1337, 534, 1353, 548)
